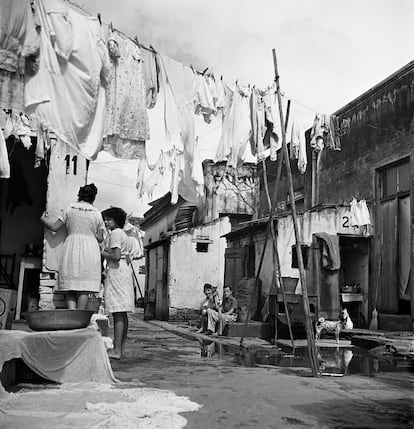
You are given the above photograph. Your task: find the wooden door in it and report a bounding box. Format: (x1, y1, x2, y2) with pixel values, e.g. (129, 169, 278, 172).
(378, 198, 398, 312)
(155, 243, 169, 320)
(224, 247, 248, 297)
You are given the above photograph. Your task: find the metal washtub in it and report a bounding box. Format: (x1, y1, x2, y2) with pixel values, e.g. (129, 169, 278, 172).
(22, 309, 95, 331)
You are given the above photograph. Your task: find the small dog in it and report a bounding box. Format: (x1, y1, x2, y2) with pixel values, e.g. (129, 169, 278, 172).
(315, 309, 353, 345)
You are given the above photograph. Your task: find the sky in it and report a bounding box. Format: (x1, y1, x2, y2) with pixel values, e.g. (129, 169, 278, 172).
(80, 0, 414, 216)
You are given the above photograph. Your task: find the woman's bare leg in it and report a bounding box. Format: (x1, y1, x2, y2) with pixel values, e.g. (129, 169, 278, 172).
(109, 312, 123, 359)
(66, 293, 77, 309)
(121, 312, 128, 357)
(77, 293, 89, 310)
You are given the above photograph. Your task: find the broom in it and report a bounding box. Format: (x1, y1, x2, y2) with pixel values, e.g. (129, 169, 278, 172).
(369, 245, 382, 331)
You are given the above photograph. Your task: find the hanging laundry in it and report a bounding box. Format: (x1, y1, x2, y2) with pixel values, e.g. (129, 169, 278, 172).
(25, 0, 107, 160)
(0, 0, 39, 73)
(105, 31, 149, 152)
(136, 152, 166, 201)
(157, 53, 199, 204)
(289, 120, 307, 174)
(310, 113, 348, 152)
(103, 135, 145, 160)
(249, 87, 266, 161)
(194, 73, 216, 124)
(262, 84, 284, 161)
(218, 83, 251, 168)
(350, 198, 371, 226)
(141, 48, 159, 109)
(310, 113, 329, 152)
(214, 77, 227, 112)
(215, 81, 234, 162)
(0, 128, 10, 178)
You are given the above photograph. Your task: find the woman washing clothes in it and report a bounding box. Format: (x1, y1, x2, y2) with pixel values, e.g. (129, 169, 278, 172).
(101, 207, 134, 360)
(40, 184, 105, 309)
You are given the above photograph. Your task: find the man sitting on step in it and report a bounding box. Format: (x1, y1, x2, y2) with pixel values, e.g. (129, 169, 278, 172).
(200, 285, 238, 336)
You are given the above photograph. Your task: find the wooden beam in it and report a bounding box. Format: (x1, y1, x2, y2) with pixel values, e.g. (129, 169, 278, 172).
(272, 49, 320, 376)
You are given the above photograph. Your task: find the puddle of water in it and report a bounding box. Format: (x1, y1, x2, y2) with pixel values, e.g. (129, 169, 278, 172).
(198, 340, 414, 377)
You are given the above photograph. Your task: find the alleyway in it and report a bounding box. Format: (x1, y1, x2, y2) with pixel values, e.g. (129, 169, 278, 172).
(108, 311, 413, 428)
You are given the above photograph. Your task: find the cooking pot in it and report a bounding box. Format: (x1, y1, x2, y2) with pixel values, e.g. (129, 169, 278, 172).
(22, 309, 94, 331)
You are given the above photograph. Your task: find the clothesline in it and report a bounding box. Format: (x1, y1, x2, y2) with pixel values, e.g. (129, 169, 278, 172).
(67, 0, 327, 117)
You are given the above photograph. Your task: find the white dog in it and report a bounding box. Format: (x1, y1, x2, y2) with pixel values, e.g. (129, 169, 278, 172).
(315, 309, 353, 345)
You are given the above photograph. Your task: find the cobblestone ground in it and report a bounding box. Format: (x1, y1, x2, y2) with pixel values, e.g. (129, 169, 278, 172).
(108, 310, 414, 429)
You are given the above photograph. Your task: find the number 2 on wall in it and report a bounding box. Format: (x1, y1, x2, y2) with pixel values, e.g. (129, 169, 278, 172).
(65, 155, 78, 175)
(342, 216, 349, 228)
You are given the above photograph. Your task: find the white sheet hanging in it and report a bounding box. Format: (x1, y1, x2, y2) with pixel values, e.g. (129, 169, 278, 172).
(24, 0, 106, 160)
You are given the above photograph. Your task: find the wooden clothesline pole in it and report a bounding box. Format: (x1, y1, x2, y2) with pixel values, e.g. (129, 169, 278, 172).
(239, 102, 294, 348)
(272, 48, 320, 377)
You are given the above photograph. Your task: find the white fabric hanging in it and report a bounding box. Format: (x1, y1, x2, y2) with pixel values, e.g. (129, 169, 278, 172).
(25, 0, 106, 160)
(0, 128, 10, 178)
(350, 198, 371, 226)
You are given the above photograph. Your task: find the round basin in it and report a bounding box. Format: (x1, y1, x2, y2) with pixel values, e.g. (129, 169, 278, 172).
(22, 309, 95, 331)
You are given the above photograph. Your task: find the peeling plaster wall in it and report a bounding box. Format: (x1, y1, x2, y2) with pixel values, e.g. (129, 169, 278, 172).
(202, 162, 258, 223)
(168, 216, 231, 310)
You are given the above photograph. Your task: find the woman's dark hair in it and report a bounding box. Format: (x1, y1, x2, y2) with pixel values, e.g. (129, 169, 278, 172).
(101, 207, 127, 228)
(78, 183, 98, 203)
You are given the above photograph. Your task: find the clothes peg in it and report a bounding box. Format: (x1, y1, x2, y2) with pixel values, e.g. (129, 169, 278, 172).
(97, 13, 102, 25)
(109, 22, 113, 32)
(202, 67, 209, 76)
(134, 36, 141, 47)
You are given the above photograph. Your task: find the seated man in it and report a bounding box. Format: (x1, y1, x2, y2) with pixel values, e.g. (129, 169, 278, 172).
(201, 285, 238, 336)
(216, 285, 238, 336)
(197, 283, 220, 333)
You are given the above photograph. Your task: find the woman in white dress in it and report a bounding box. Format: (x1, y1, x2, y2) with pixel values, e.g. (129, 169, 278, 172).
(41, 184, 105, 309)
(101, 207, 134, 360)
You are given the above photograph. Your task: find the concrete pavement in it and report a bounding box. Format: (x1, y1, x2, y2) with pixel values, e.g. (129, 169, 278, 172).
(107, 310, 414, 428)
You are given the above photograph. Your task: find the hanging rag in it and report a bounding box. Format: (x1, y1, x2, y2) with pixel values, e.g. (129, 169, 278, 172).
(289, 120, 307, 174)
(350, 198, 371, 226)
(314, 232, 341, 270)
(141, 48, 159, 109)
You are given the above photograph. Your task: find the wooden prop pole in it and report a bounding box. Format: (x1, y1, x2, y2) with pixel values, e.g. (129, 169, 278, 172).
(239, 102, 293, 347)
(272, 49, 320, 376)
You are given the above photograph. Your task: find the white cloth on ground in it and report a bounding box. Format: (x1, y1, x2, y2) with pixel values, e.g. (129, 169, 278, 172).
(0, 328, 116, 397)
